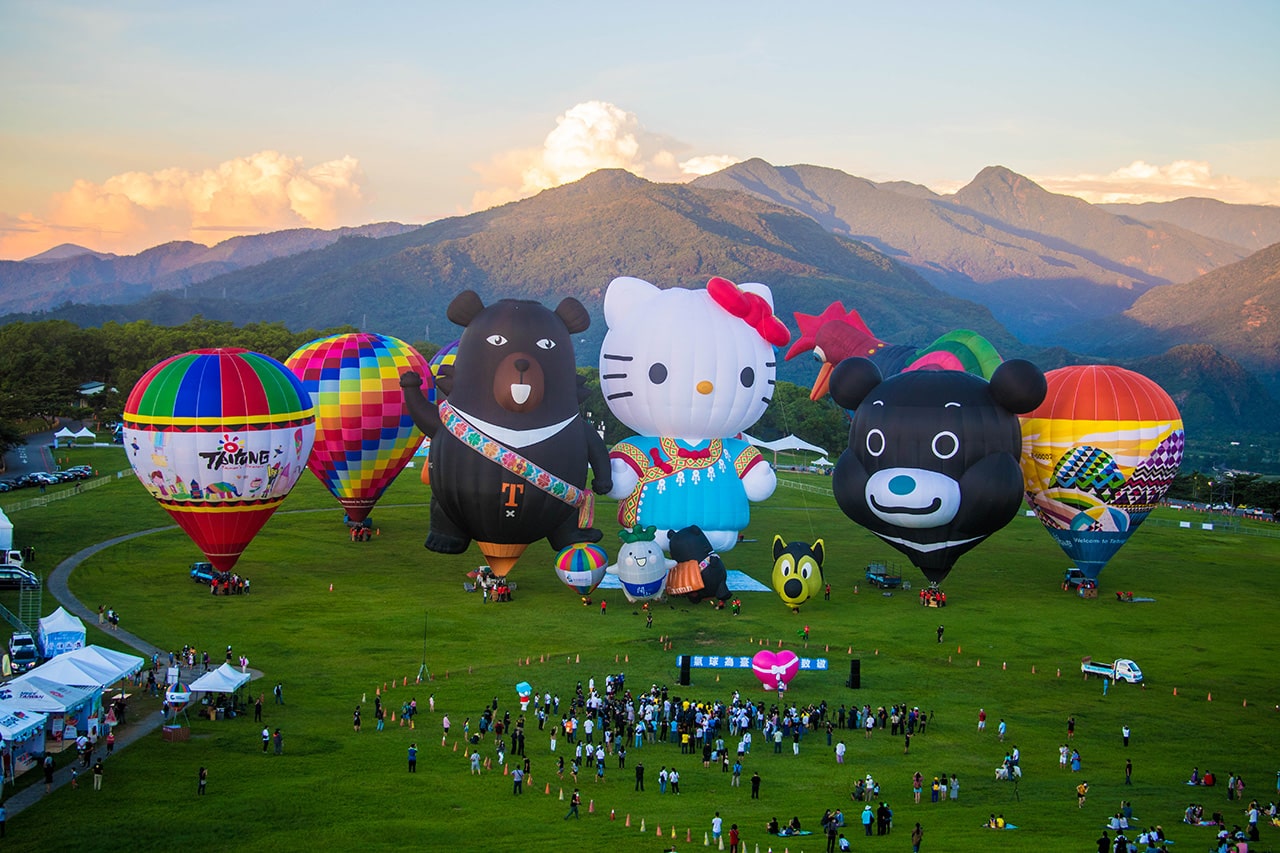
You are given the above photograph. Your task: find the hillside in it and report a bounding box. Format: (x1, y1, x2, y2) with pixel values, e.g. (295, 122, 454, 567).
(3, 170, 1028, 388)
(0, 222, 420, 315)
(1068, 241, 1280, 394)
(1100, 197, 1280, 252)
(693, 161, 1250, 342)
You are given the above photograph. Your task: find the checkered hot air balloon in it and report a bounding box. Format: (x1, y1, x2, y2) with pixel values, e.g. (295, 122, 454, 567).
(1020, 365, 1184, 580)
(285, 333, 430, 523)
(123, 348, 316, 572)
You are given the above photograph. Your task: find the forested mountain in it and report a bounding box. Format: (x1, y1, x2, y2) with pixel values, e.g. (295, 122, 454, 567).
(693, 161, 1249, 341)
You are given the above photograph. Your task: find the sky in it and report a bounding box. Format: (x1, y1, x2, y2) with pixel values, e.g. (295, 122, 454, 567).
(2, 1, 1278, 260)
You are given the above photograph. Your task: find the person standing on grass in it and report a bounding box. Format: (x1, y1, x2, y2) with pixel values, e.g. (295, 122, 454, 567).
(949, 774, 959, 801)
(997, 719, 1006, 741)
(911, 822, 923, 852)
(44, 753, 55, 793)
(977, 708, 986, 732)
(274, 682, 284, 705)
(93, 759, 104, 790)
(262, 726, 270, 753)
(751, 771, 761, 799)
(712, 812, 723, 844)
(273, 729, 283, 754)
(1121, 724, 1130, 747)
(1125, 759, 1132, 785)
(564, 788, 580, 819)
(408, 743, 417, 773)
(198, 766, 207, 795)
(1077, 780, 1089, 808)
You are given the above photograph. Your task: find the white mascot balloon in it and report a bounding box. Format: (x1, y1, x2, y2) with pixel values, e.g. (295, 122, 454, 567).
(600, 276, 788, 553)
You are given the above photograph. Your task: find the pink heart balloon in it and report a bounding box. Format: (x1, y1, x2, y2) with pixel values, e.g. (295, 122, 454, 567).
(752, 649, 800, 690)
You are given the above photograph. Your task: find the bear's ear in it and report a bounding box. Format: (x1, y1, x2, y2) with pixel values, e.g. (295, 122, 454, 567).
(772, 534, 786, 560)
(447, 291, 486, 327)
(556, 297, 590, 335)
(811, 539, 825, 567)
(829, 358, 883, 410)
(988, 358, 1047, 414)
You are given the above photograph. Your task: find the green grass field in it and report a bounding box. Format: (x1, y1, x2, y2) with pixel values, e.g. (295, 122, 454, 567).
(4, 446, 1279, 852)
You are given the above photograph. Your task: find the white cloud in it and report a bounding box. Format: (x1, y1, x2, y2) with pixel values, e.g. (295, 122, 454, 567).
(1032, 159, 1280, 206)
(0, 151, 367, 259)
(471, 101, 740, 211)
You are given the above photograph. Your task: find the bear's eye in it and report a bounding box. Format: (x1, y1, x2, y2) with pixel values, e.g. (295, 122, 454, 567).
(932, 431, 959, 460)
(486, 334, 508, 347)
(866, 428, 886, 457)
(649, 363, 668, 385)
(740, 366, 755, 387)
(536, 338, 556, 350)
(800, 563, 812, 580)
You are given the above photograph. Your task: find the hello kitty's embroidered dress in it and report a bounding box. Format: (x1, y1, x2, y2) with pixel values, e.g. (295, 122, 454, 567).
(599, 276, 790, 553)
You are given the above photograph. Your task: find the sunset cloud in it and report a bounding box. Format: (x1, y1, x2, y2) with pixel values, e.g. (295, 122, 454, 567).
(470, 101, 740, 210)
(1032, 160, 1280, 206)
(0, 151, 366, 260)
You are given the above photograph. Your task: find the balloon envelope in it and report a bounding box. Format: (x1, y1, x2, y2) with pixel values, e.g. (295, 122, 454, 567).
(1020, 365, 1184, 579)
(554, 543, 608, 595)
(285, 333, 429, 522)
(123, 348, 315, 572)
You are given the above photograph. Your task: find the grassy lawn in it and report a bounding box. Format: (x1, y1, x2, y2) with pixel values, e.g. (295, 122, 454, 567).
(3, 447, 1278, 852)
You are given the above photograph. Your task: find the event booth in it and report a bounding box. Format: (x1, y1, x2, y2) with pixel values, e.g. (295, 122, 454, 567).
(0, 703, 47, 780)
(0, 675, 99, 748)
(189, 662, 253, 719)
(30, 645, 144, 688)
(38, 606, 87, 658)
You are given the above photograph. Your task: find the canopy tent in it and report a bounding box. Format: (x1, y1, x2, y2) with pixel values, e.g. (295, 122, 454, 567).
(742, 433, 829, 456)
(26, 644, 144, 690)
(811, 456, 835, 467)
(73, 426, 96, 441)
(190, 662, 251, 694)
(53, 427, 77, 440)
(0, 703, 48, 779)
(0, 507, 11, 551)
(38, 606, 87, 658)
(0, 675, 100, 745)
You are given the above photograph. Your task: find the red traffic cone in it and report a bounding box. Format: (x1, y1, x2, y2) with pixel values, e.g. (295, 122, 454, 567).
(588, 799, 594, 814)
(625, 814, 631, 827)
(611, 808, 616, 821)
(329, 583, 333, 591)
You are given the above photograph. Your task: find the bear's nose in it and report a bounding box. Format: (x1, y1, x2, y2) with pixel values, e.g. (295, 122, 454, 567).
(514, 358, 531, 373)
(696, 380, 713, 395)
(888, 475, 916, 495)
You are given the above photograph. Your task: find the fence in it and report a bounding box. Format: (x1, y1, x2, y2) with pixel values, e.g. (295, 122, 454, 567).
(3, 470, 127, 514)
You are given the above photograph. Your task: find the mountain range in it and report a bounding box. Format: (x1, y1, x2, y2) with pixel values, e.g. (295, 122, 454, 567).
(2, 161, 1277, 447)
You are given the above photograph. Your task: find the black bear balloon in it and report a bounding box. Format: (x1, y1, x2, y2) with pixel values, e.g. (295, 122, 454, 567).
(829, 358, 1046, 587)
(665, 525, 731, 606)
(400, 291, 612, 577)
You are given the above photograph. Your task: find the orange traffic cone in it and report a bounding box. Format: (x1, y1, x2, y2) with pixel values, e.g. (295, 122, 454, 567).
(655, 824, 661, 836)
(1173, 687, 1177, 695)
(1032, 666, 1036, 674)
(1208, 692, 1213, 701)
(976, 659, 981, 667)
(559, 788, 564, 800)
(588, 800, 594, 814)
(452, 742, 457, 752)
(626, 814, 631, 827)
(504, 764, 508, 775)
(329, 583, 333, 591)
(687, 828, 692, 842)
(1002, 661, 1006, 670)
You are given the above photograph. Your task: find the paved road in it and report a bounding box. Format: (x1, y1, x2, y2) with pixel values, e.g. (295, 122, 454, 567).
(3, 527, 263, 816)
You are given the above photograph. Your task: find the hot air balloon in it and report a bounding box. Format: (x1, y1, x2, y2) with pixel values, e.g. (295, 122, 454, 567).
(787, 302, 1004, 401)
(400, 291, 613, 577)
(285, 333, 429, 524)
(601, 276, 789, 554)
(1020, 365, 1184, 580)
(829, 357, 1046, 587)
(553, 543, 609, 596)
(606, 526, 675, 603)
(123, 348, 315, 572)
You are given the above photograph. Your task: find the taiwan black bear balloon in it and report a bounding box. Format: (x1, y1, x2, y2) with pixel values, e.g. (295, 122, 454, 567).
(665, 525, 731, 606)
(400, 291, 612, 577)
(829, 358, 1046, 586)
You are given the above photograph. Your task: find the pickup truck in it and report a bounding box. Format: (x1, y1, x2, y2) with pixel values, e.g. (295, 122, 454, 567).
(8, 631, 40, 673)
(865, 563, 903, 589)
(1080, 656, 1143, 683)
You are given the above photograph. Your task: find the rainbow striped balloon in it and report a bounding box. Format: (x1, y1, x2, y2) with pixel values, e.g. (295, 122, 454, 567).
(123, 348, 315, 572)
(285, 333, 429, 523)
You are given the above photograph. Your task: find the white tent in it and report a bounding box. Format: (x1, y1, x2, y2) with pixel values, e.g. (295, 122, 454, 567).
(742, 433, 829, 456)
(26, 644, 143, 690)
(72, 426, 96, 442)
(0, 507, 12, 551)
(190, 662, 251, 694)
(0, 675, 100, 743)
(53, 427, 77, 440)
(811, 456, 835, 467)
(38, 606, 87, 658)
(0, 703, 48, 776)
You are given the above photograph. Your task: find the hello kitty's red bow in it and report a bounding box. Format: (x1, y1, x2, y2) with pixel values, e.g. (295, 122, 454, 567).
(706, 277, 791, 347)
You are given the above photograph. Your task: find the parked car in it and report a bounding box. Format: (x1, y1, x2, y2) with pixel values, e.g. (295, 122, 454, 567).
(0, 480, 11, 492)
(8, 631, 40, 673)
(0, 564, 39, 589)
(1062, 567, 1089, 591)
(190, 561, 219, 584)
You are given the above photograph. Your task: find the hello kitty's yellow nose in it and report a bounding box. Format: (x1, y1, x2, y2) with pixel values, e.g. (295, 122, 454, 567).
(696, 380, 714, 395)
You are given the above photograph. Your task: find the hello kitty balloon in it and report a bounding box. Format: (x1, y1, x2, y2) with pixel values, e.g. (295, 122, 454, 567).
(600, 276, 789, 553)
